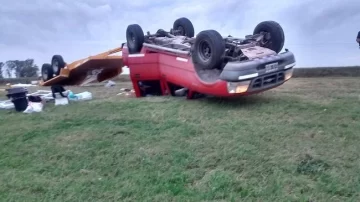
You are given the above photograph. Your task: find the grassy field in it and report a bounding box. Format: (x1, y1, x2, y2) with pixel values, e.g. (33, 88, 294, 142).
(1, 78, 360, 201)
(1, 66, 360, 85)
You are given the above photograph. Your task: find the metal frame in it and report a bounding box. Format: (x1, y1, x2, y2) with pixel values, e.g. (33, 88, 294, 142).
(40, 47, 124, 86)
(138, 28, 271, 63)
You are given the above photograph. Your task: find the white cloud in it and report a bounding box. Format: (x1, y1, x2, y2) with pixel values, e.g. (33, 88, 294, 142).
(0, 0, 359, 70)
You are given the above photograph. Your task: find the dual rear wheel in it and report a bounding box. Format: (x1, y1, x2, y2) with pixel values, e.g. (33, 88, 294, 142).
(41, 55, 66, 82)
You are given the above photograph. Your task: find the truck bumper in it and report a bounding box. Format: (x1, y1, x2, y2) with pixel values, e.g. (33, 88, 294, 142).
(219, 50, 296, 94)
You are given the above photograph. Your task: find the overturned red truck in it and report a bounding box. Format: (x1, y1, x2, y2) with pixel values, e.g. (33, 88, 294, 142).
(41, 17, 296, 99)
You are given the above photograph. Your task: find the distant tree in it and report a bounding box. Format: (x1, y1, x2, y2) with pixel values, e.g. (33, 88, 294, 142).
(0, 62, 3, 79)
(6, 66, 12, 78)
(5, 59, 39, 78)
(5, 61, 16, 77)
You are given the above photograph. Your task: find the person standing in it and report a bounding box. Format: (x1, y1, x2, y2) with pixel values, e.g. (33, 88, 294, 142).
(357, 31, 360, 47)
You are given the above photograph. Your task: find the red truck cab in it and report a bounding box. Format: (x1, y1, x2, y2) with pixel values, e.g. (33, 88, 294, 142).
(122, 45, 295, 99)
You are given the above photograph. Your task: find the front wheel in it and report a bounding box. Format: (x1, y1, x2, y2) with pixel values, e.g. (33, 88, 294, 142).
(253, 21, 285, 53)
(41, 63, 53, 82)
(126, 24, 145, 54)
(191, 30, 225, 70)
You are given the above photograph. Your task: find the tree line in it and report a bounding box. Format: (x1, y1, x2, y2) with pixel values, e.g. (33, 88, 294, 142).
(0, 59, 39, 79)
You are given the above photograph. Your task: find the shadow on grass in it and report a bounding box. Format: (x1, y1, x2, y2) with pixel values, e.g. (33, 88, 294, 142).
(196, 93, 278, 108)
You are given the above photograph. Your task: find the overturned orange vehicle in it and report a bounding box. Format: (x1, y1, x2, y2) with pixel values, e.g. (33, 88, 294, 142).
(40, 47, 124, 86)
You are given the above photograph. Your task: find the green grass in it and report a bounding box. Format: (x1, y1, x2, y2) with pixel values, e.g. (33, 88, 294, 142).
(1, 78, 360, 201)
(1, 65, 360, 85)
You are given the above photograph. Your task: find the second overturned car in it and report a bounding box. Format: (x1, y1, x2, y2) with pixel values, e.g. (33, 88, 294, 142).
(123, 17, 296, 98)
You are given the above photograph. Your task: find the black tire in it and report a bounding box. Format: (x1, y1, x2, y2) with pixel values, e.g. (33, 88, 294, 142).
(156, 29, 167, 37)
(51, 55, 66, 76)
(191, 30, 225, 69)
(253, 21, 285, 53)
(41, 63, 53, 82)
(173, 17, 195, 38)
(126, 24, 145, 54)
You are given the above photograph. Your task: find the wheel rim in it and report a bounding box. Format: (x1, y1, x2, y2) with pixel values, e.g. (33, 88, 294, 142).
(177, 26, 185, 35)
(42, 69, 48, 80)
(260, 31, 271, 46)
(198, 40, 212, 62)
(52, 60, 59, 73)
(128, 32, 136, 47)
(131, 35, 136, 43)
(157, 29, 166, 37)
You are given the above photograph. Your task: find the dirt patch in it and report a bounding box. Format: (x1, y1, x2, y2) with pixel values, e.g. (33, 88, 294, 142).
(192, 169, 220, 190)
(297, 154, 330, 175)
(55, 131, 92, 147)
(143, 96, 171, 103)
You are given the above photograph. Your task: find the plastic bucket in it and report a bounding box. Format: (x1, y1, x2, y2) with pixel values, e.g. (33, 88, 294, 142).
(6, 87, 28, 99)
(11, 97, 28, 112)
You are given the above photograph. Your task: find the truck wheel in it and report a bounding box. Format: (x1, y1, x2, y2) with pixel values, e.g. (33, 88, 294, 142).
(41, 63, 53, 82)
(51, 55, 66, 76)
(191, 30, 225, 69)
(253, 21, 285, 53)
(173, 17, 195, 38)
(156, 29, 167, 37)
(126, 24, 145, 54)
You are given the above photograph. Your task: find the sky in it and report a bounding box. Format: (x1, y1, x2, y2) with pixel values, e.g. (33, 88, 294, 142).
(0, 0, 360, 76)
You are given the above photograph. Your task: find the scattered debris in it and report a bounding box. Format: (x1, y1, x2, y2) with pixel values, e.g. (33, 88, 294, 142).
(117, 89, 135, 97)
(0, 100, 14, 109)
(68, 91, 93, 101)
(1, 80, 97, 113)
(23, 96, 44, 113)
(10, 83, 37, 87)
(105, 80, 116, 87)
(28, 90, 59, 102)
(55, 91, 93, 105)
(55, 97, 69, 106)
(120, 88, 131, 92)
(1, 86, 94, 112)
(117, 92, 136, 98)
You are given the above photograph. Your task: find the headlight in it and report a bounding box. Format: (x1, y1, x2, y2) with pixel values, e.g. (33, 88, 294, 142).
(227, 81, 251, 94)
(284, 68, 294, 81)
